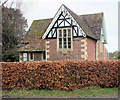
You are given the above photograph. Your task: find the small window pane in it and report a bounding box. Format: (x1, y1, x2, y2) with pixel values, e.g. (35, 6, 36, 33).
(59, 38, 62, 42)
(68, 29, 71, 36)
(63, 29, 66, 37)
(23, 53, 27, 61)
(59, 30, 62, 37)
(68, 42, 71, 48)
(68, 38, 71, 48)
(59, 38, 62, 48)
(30, 53, 33, 60)
(59, 44, 62, 48)
(68, 38, 71, 42)
(63, 38, 67, 48)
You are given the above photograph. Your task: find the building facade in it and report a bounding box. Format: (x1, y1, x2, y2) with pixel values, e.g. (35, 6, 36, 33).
(18, 4, 108, 62)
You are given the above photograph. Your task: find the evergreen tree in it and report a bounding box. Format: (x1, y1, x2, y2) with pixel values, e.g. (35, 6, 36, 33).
(2, 4, 27, 62)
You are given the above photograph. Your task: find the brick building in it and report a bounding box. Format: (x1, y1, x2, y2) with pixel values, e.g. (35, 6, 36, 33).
(18, 4, 109, 62)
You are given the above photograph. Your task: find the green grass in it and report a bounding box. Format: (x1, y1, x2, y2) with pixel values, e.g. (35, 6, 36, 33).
(2, 86, 118, 97)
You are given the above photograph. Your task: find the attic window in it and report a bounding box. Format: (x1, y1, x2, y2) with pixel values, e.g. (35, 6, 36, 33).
(57, 27, 73, 50)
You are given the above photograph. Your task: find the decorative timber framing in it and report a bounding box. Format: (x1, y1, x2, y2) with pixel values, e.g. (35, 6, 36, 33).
(42, 4, 86, 39)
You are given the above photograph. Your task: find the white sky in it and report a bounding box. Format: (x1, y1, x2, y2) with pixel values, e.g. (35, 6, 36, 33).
(3, 0, 119, 53)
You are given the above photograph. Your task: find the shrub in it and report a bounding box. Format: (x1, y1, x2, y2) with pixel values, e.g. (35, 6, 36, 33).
(1, 60, 119, 91)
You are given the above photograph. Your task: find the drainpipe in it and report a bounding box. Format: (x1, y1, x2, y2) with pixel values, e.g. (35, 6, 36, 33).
(95, 41, 97, 60)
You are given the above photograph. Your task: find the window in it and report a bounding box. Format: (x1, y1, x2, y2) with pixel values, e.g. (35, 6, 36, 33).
(23, 53, 27, 61)
(43, 51, 46, 60)
(30, 53, 33, 61)
(57, 28, 72, 50)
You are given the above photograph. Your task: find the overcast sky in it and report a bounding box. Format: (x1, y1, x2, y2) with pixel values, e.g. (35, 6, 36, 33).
(4, 0, 119, 53)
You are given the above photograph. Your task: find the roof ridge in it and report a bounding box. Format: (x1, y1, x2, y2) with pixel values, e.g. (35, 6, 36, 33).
(79, 12, 103, 16)
(33, 18, 53, 21)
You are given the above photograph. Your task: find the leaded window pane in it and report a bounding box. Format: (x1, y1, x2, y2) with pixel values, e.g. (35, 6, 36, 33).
(68, 42, 71, 48)
(63, 38, 67, 48)
(59, 30, 62, 37)
(59, 38, 62, 48)
(68, 38, 71, 48)
(68, 29, 71, 36)
(63, 29, 66, 37)
(68, 38, 71, 42)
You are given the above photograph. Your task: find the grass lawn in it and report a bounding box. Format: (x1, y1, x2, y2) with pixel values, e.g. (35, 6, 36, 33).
(2, 86, 118, 97)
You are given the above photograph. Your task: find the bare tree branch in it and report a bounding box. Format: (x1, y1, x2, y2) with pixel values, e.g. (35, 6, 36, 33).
(2, 0, 8, 7)
(10, 1, 14, 8)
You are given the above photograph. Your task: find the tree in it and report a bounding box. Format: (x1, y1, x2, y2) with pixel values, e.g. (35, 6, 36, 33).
(2, 2, 27, 62)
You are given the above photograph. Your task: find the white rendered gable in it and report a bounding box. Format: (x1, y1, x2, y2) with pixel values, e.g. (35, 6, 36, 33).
(42, 4, 86, 39)
(101, 17, 107, 44)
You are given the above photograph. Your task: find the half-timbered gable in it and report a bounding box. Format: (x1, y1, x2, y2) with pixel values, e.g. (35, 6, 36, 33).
(42, 5, 86, 39)
(18, 4, 108, 62)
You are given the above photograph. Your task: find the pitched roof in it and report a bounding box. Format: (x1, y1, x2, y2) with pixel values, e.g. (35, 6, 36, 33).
(19, 5, 104, 52)
(19, 18, 52, 52)
(18, 36, 45, 52)
(64, 5, 103, 40)
(80, 13, 103, 39)
(23, 18, 52, 43)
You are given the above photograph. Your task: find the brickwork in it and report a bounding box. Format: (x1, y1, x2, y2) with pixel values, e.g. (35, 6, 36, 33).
(47, 37, 85, 61)
(45, 40, 50, 60)
(86, 38, 96, 60)
(96, 41, 108, 60)
(45, 37, 108, 61)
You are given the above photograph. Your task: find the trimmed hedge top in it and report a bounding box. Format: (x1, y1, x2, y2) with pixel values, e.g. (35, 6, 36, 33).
(1, 60, 120, 90)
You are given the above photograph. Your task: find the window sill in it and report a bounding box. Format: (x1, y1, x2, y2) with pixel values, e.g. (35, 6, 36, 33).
(58, 49, 73, 54)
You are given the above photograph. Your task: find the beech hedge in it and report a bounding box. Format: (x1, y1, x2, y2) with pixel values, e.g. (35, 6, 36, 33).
(1, 60, 120, 90)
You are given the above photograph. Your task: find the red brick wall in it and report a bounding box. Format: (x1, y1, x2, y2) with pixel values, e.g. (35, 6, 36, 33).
(46, 37, 85, 61)
(46, 37, 108, 61)
(97, 41, 108, 60)
(86, 38, 96, 60)
(47, 39, 57, 61)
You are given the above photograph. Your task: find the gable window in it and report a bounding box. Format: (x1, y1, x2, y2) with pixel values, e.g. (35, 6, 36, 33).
(57, 28, 73, 50)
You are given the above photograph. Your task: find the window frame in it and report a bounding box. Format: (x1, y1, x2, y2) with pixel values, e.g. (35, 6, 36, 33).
(23, 53, 27, 61)
(57, 27, 73, 51)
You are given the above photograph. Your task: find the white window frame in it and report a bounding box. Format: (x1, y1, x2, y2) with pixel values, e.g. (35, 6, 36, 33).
(57, 27, 73, 51)
(23, 53, 27, 62)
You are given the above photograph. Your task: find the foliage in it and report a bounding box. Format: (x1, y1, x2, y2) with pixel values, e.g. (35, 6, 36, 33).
(1, 60, 119, 91)
(2, 5, 27, 62)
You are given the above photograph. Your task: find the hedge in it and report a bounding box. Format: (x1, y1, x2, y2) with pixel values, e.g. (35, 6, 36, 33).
(1, 60, 120, 91)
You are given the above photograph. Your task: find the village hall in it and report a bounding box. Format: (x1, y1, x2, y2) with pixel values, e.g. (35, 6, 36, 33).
(18, 4, 108, 62)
